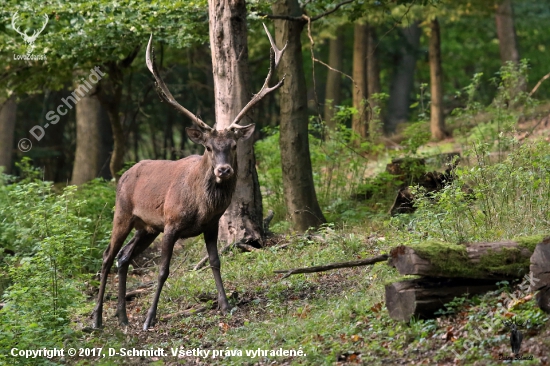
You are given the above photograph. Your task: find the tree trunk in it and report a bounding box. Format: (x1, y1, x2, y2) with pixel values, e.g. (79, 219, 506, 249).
(272, 0, 326, 232)
(71, 82, 112, 185)
(208, 0, 264, 245)
(495, 0, 520, 65)
(429, 18, 446, 140)
(323, 27, 344, 130)
(0, 95, 16, 174)
(386, 278, 500, 322)
(95, 48, 139, 181)
(97, 67, 126, 181)
(389, 238, 539, 280)
(351, 23, 368, 139)
(385, 22, 420, 134)
(366, 24, 381, 138)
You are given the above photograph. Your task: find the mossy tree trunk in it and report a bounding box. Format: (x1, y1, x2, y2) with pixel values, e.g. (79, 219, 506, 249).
(389, 237, 541, 280)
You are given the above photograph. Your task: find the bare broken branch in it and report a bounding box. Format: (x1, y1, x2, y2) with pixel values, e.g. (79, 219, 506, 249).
(274, 254, 389, 279)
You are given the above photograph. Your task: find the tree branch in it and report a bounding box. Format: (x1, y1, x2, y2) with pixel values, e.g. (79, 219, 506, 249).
(258, 0, 353, 23)
(529, 71, 550, 97)
(274, 254, 389, 279)
(310, 0, 354, 22)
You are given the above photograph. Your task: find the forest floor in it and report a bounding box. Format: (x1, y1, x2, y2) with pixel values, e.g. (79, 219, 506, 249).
(72, 229, 549, 365)
(65, 105, 550, 365)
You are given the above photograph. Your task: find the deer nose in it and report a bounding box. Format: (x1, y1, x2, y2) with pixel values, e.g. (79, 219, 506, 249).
(215, 165, 233, 178)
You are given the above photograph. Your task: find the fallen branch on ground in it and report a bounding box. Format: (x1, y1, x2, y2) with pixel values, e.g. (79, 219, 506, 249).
(273, 254, 389, 279)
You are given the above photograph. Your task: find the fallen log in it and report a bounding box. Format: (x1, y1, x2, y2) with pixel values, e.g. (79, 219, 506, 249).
(274, 254, 388, 279)
(389, 236, 543, 280)
(385, 278, 500, 322)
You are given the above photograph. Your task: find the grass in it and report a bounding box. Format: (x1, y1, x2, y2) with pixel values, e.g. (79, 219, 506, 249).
(64, 225, 549, 366)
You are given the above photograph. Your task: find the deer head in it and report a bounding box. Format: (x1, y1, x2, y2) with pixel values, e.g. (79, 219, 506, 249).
(145, 24, 287, 183)
(11, 11, 49, 55)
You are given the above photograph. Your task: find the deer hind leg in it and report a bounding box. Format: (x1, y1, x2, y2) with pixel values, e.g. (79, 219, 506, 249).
(204, 225, 230, 314)
(143, 229, 178, 330)
(115, 230, 159, 326)
(92, 215, 133, 329)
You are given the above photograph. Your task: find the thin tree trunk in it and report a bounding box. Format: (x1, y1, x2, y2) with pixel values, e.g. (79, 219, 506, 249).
(495, 0, 525, 94)
(386, 22, 420, 134)
(429, 18, 446, 140)
(495, 0, 519, 65)
(0, 95, 16, 174)
(208, 0, 264, 245)
(71, 81, 112, 185)
(324, 27, 344, 130)
(366, 24, 381, 138)
(272, 0, 326, 232)
(352, 23, 368, 139)
(96, 48, 139, 181)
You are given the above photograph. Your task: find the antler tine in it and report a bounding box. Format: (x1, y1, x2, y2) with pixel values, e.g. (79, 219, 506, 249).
(262, 23, 287, 68)
(228, 24, 286, 130)
(29, 14, 48, 42)
(146, 34, 211, 131)
(11, 12, 26, 38)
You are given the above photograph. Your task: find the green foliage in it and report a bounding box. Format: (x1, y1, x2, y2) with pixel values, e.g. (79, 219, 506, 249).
(0, 0, 209, 93)
(256, 122, 380, 226)
(391, 139, 550, 245)
(0, 162, 115, 362)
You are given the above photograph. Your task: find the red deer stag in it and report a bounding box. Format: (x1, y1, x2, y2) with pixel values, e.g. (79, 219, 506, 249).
(93, 24, 286, 330)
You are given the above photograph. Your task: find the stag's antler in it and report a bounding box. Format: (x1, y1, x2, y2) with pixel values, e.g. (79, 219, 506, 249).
(146, 34, 212, 131)
(227, 23, 287, 131)
(11, 12, 48, 44)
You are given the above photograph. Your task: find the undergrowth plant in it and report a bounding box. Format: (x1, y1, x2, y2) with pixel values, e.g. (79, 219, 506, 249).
(0, 159, 115, 364)
(256, 124, 375, 226)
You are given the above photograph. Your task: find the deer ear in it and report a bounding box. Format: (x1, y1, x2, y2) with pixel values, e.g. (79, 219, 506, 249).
(234, 124, 255, 141)
(186, 127, 206, 145)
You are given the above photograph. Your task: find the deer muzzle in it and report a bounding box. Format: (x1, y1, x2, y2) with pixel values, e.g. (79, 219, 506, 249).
(214, 165, 234, 183)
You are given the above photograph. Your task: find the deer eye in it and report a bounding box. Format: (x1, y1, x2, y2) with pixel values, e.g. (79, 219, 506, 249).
(206, 146, 212, 152)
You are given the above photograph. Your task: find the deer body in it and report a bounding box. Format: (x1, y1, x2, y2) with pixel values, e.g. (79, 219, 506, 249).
(118, 154, 235, 236)
(93, 25, 286, 330)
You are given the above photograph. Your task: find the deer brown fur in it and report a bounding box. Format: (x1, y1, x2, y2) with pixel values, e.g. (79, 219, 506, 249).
(92, 25, 286, 330)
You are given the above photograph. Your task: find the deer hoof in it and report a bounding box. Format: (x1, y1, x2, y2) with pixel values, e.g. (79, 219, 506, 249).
(92, 313, 102, 329)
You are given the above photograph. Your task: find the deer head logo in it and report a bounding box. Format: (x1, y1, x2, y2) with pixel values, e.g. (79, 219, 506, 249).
(503, 317, 528, 355)
(11, 11, 49, 56)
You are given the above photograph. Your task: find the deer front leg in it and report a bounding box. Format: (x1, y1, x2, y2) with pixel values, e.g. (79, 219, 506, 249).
(143, 230, 177, 330)
(204, 225, 230, 314)
(116, 231, 158, 326)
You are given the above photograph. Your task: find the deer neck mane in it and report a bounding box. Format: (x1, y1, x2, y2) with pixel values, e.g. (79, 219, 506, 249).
(197, 152, 237, 213)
